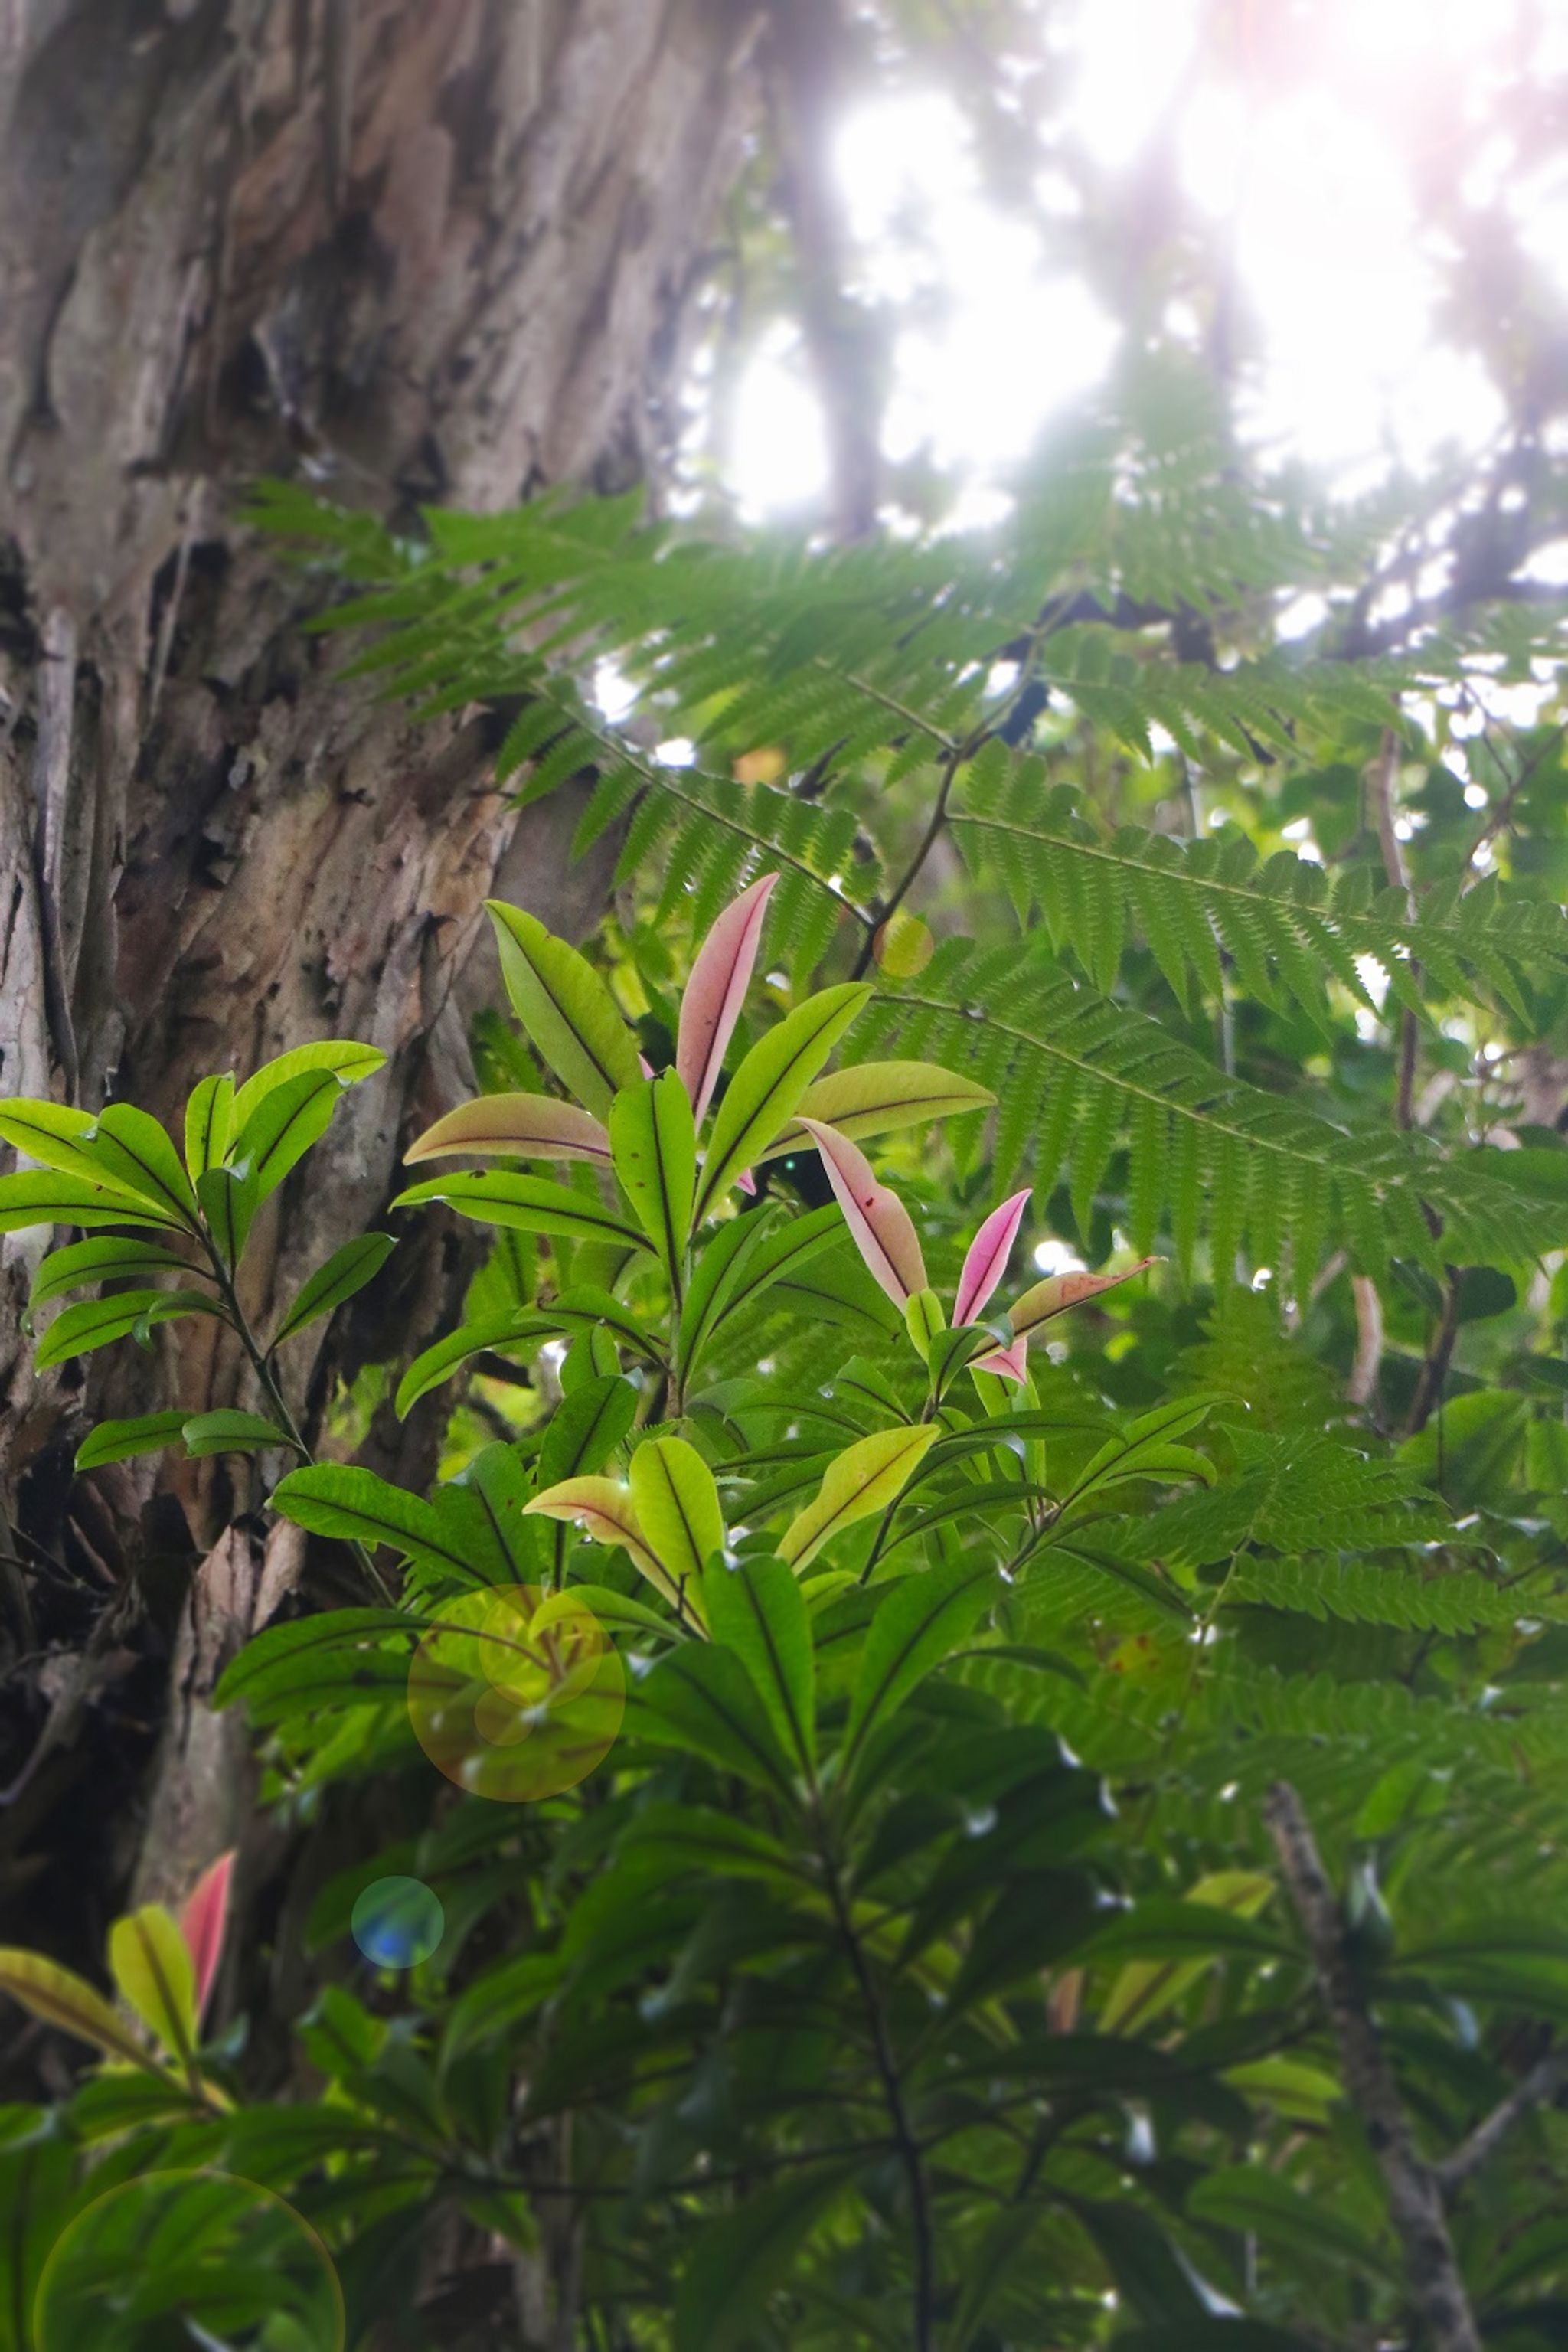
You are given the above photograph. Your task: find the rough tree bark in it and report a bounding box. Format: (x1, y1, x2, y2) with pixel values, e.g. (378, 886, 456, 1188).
(0, 0, 760, 1976)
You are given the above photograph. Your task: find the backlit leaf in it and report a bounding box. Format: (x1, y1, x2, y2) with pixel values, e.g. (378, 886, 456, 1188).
(694, 983, 869, 1220)
(405, 1093, 612, 1167)
(779, 1423, 941, 1573)
(488, 901, 642, 1118)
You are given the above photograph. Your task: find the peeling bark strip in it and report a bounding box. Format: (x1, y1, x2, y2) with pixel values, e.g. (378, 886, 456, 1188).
(0, 0, 760, 2091)
(1264, 1782, 1482, 2352)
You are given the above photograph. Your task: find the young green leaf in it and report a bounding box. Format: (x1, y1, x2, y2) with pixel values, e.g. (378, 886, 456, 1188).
(229, 1040, 385, 1130)
(525, 1475, 707, 1628)
(488, 901, 642, 1119)
(681, 1203, 842, 1370)
(108, 1905, 198, 2065)
(628, 1643, 795, 1798)
(195, 1163, 260, 1267)
(672, 2161, 852, 2352)
(0, 1948, 165, 2073)
(29, 1236, 195, 1308)
(693, 982, 870, 1220)
(844, 1556, 997, 1759)
(0, 1171, 186, 1234)
(184, 1072, 236, 1182)
(88, 1104, 198, 1226)
(699, 1554, 815, 1772)
(764, 1058, 996, 1159)
(537, 1375, 639, 1487)
(391, 1170, 648, 1253)
(34, 1289, 220, 1370)
(181, 1410, 299, 1458)
(75, 1413, 191, 1470)
(610, 1071, 697, 1275)
(778, 1424, 941, 1573)
(233, 1068, 345, 1202)
(629, 1438, 725, 1587)
(394, 1310, 552, 1419)
(272, 1232, 397, 1347)
(271, 1464, 478, 1584)
(404, 1093, 613, 1167)
(0, 1101, 122, 1186)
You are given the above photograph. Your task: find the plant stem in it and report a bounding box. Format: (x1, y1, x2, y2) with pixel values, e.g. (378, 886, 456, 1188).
(199, 1231, 394, 1602)
(815, 1809, 936, 2350)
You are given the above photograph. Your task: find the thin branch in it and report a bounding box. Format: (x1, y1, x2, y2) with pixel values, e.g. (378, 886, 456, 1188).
(1436, 2047, 1568, 2197)
(1264, 1782, 1481, 2352)
(816, 1812, 935, 2351)
(1404, 1277, 1459, 1441)
(1368, 730, 1419, 1131)
(1348, 1274, 1383, 1412)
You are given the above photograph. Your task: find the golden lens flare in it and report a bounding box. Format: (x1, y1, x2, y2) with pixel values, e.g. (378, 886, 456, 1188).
(407, 1584, 624, 1802)
(872, 911, 934, 978)
(36, 2169, 344, 2352)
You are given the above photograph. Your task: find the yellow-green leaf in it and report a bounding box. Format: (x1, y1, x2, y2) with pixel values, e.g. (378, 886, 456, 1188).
(0, 1947, 161, 2071)
(184, 1072, 236, 1181)
(610, 1073, 697, 1273)
(405, 1093, 612, 1167)
(488, 902, 642, 1119)
(109, 1905, 199, 2063)
(629, 1438, 724, 1585)
(778, 1424, 941, 1573)
(526, 1477, 707, 1629)
(765, 1060, 995, 1160)
(694, 984, 869, 1222)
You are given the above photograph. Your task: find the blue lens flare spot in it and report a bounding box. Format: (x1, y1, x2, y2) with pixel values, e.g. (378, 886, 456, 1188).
(351, 1875, 443, 1970)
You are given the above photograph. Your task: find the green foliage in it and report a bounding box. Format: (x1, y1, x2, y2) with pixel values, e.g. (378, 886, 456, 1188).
(5, 358, 1568, 2346)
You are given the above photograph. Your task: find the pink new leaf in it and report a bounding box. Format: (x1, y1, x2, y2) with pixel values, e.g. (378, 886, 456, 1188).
(676, 873, 779, 1125)
(180, 1850, 235, 2028)
(954, 1189, 1031, 1328)
(972, 1338, 1029, 1383)
(799, 1119, 927, 1308)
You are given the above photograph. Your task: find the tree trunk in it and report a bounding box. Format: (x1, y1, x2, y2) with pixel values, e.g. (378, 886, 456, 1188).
(0, 0, 759, 1968)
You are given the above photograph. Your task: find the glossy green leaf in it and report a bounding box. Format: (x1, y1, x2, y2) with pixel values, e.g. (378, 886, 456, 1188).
(34, 1288, 220, 1370)
(272, 1232, 396, 1346)
(181, 1410, 299, 1459)
(271, 1464, 476, 1583)
(487, 900, 642, 1119)
(230, 1040, 385, 1130)
(196, 1162, 259, 1266)
(395, 1310, 552, 1418)
(29, 1236, 195, 1308)
(232, 1068, 343, 1202)
(88, 1103, 198, 1225)
(629, 1437, 725, 1586)
(673, 2162, 852, 2352)
(537, 1375, 639, 1487)
(108, 1904, 198, 2064)
(0, 1171, 185, 1234)
(764, 1058, 996, 1159)
(845, 1556, 996, 1759)
(629, 1642, 795, 1798)
(0, 1100, 116, 1185)
(693, 982, 870, 1220)
(184, 1072, 236, 1181)
(610, 1071, 697, 1273)
(0, 1948, 163, 2073)
(700, 1553, 815, 1772)
(1187, 2166, 1392, 2281)
(405, 1091, 612, 1166)
(391, 1170, 648, 1253)
(75, 1413, 191, 1469)
(525, 1475, 705, 1628)
(213, 1606, 415, 1717)
(778, 1423, 940, 1573)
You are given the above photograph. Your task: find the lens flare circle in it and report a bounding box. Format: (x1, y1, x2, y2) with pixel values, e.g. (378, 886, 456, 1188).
(36, 2167, 344, 2352)
(351, 1875, 444, 1969)
(407, 1583, 624, 1802)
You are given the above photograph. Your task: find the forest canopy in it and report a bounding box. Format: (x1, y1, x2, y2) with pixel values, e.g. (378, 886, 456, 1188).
(1, 5, 1566, 2349)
